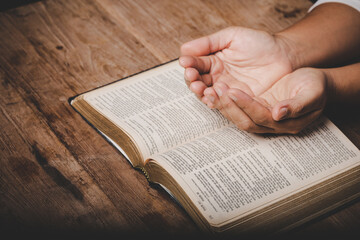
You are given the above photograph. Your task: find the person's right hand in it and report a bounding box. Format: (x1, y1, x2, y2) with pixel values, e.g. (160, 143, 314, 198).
(179, 26, 294, 108)
(214, 67, 328, 134)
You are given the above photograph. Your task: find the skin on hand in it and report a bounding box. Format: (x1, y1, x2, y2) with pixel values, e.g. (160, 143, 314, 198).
(179, 26, 294, 105)
(178, 26, 305, 134)
(217, 68, 328, 134)
(179, 4, 360, 134)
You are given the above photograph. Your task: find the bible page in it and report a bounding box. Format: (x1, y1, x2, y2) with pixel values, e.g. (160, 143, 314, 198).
(80, 60, 230, 159)
(152, 117, 360, 226)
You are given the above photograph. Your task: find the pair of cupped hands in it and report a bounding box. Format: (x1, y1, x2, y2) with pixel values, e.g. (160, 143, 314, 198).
(179, 27, 327, 134)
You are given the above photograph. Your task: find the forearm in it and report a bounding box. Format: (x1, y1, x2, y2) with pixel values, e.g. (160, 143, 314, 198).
(276, 3, 360, 69)
(324, 62, 360, 103)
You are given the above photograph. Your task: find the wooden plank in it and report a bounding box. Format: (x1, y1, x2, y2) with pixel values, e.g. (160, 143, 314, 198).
(0, 0, 198, 235)
(97, 0, 312, 62)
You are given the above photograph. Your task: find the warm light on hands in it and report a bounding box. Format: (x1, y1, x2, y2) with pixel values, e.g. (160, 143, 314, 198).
(179, 27, 328, 134)
(215, 68, 328, 134)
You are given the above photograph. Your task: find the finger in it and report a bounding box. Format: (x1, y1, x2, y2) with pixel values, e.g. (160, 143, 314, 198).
(227, 87, 323, 134)
(179, 55, 212, 73)
(228, 88, 321, 134)
(227, 86, 321, 133)
(184, 68, 199, 87)
(189, 81, 207, 98)
(212, 82, 236, 121)
(203, 87, 218, 109)
(227, 88, 274, 128)
(200, 74, 213, 87)
(184, 68, 214, 88)
(213, 81, 229, 111)
(272, 109, 323, 134)
(180, 27, 238, 56)
(272, 92, 325, 121)
(201, 95, 210, 106)
(214, 82, 274, 133)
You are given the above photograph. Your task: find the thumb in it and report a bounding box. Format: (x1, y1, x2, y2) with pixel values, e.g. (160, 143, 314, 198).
(180, 27, 238, 56)
(272, 92, 325, 121)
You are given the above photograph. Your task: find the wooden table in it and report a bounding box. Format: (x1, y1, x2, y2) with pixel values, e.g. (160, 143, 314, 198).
(1, 0, 359, 238)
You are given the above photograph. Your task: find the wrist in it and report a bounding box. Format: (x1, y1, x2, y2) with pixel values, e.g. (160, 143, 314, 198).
(274, 32, 303, 70)
(320, 63, 360, 104)
(322, 69, 337, 103)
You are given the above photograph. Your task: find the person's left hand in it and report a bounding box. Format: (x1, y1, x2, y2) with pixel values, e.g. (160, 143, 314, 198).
(179, 27, 294, 102)
(211, 68, 328, 134)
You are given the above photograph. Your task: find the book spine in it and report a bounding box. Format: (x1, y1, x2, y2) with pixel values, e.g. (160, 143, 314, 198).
(140, 167, 150, 181)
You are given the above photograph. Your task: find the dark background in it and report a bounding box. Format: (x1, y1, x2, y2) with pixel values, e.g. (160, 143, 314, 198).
(0, 0, 40, 11)
(0, 0, 318, 12)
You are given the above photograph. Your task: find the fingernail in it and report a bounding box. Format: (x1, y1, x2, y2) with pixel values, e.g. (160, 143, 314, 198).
(202, 97, 208, 106)
(214, 87, 222, 97)
(208, 95, 215, 103)
(278, 107, 288, 120)
(229, 94, 237, 102)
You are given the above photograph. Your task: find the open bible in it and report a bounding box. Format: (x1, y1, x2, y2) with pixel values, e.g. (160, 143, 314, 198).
(70, 60, 360, 234)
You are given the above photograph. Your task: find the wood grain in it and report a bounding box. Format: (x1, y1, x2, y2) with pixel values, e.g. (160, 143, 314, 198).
(0, 0, 359, 238)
